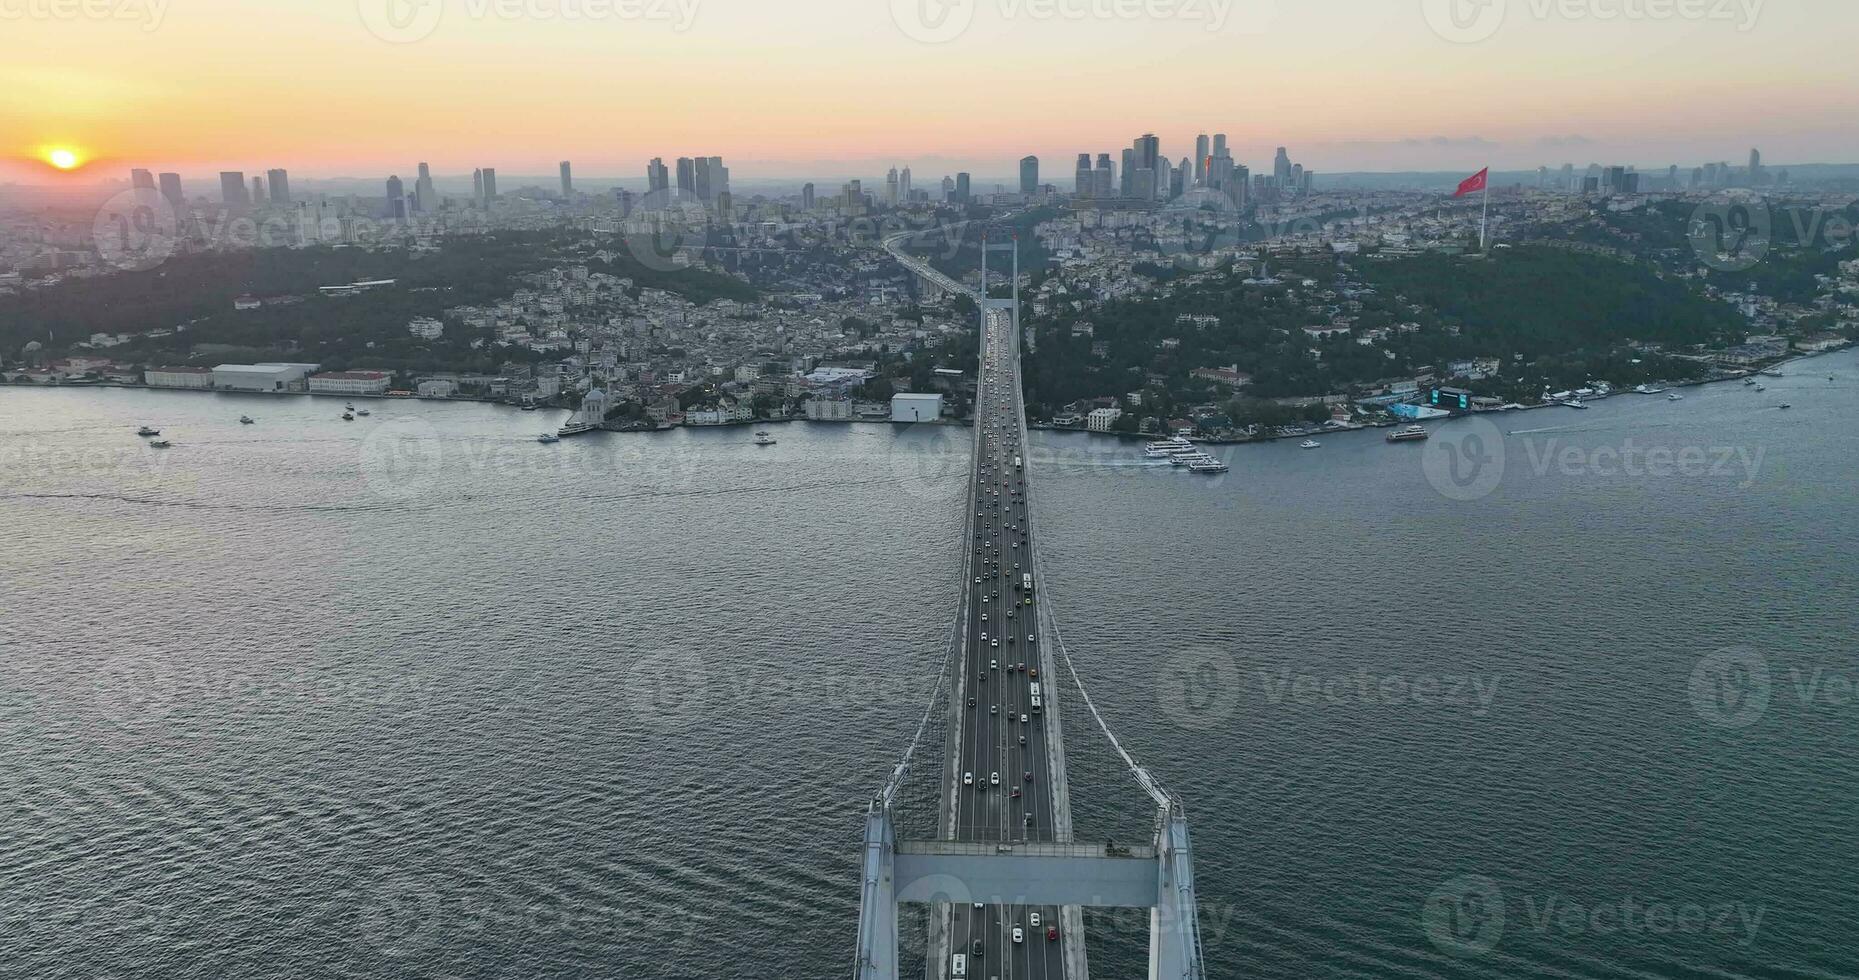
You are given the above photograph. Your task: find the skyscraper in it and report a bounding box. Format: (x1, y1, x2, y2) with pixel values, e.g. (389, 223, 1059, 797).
(480, 168, 497, 203)
(647, 158, 670, 194)
(473, 168, 484, 205)
(1019, 156, 1039, 196)
(267, 169, 291, 205)
(676, 157, 695, 197)
(940, 175, 954, 201)
(1274, 147, 1292, 188)
(1094, 154, 1114, 198)
(158, 173, 184, 210)
(220, 172, 248, 207)
(886, 167, 900, 206)
(386, 175, 407, 222)
(694, 157, 712, 203)
(1173, 157, 1190, 199)
(415, 163, 435, 214)
(130, 169, 155, 191)
(955, 172, 971, 203)
(1194, 135, 1209, 185)
(900, 167, 912, 201)
(801, 182, 815, 211)
(709, 157, 728, 201)
(251, 175, 265, 204)
(1075, 153, 1093, 197)
(560, 161, 573, 197)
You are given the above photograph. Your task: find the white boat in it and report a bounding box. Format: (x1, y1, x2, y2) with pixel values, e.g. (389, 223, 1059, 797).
(356, 409, 371, 417)
(1567, 399, 1588, 410)
(1763, 369, 1784, 378)
(1744, 378, 1758, 386)
(1299, 439, 1321, 449)
(1387, 425, 1430, 443)
(345, 402, 355, 410)
(557, 421, 598, 437)
(1667, 393, 1683, 401)
(753, 431, 776, 446)
(1754, 385, 1766, 392)
(537, 433, 561, 444)
(1188, 458, 1229, 474)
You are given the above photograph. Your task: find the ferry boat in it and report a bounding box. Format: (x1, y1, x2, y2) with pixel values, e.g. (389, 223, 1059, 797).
(1387, 425, 1430, 443)
(136, 426, 161, 437)
(753, 431, 777, 446)
(1299, 439, 1321, 449)
(1188, 458, 1229, 474)
(537, 433, 561, 444)
(239, 415, 255, 424)
(557, 420, 599, 437)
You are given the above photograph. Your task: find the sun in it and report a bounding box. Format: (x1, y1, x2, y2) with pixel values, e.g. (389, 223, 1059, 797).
(47, 148, 80, 170)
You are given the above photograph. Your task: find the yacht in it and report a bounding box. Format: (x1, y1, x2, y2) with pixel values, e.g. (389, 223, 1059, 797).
(1188, 458, 1229, 474)
(1387, 425, 1430, 443)
(239, 415, 255, 424)
(1299, 439, 1322, 449)
(753, 431, 777, 446)
(1169, 453, 1200, 466)
(537, 433, 561, 444)
(136, 426, 161, 437)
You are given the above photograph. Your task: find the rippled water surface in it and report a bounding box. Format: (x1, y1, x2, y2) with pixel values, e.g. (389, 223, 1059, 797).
(2, 358, 1856, 979)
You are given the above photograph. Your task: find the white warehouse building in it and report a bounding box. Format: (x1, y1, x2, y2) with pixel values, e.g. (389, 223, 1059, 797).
(891, 393, 943, 423)
(211, 362, 317, 392)
(308, 371, 392, 396)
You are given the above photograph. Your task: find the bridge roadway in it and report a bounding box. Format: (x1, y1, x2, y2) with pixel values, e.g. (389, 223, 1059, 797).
(942, 301, 1073, 980)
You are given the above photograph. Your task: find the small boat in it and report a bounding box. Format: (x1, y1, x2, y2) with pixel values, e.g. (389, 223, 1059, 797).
(1763, 369, 1784, 378)
(1744, 378, 1758, 386)
(1299, 439, 1321, 449)
(1667, 393, 1683, 401)
(1754, 385, 1766, 392)
(136, 426, 161, 437)
(1779, 403, 1792, 410)
(239, 415, 255, 424)
(345, 402, 356, 410)
(1387, 425, 1430, 443)
(342, 413, 355, 421)
(521, 405, 539, 412)
(356, 409, 371, 416)
(537, 433, 561, 444)
(1567, 399, 1588, 410)
(148, 438, 172, 448)
(753, 431, 776, 446)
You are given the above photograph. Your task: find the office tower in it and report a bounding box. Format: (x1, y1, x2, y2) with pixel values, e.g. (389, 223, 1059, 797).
(1302, 170, 1314, 196)
(1666, 164, 1680, 189)
(693, 157, 712, 203)
(1748, 148, 1762, 179)
(158, 172, 184, 209)
(1213, 133, 1228, 159)
(1233, 165, 1250, 207)
(473, 168, 483, 205)
(130, 168, 155, 191)
(480, 168, 497, 203)
(940, 175, 954, 201)
(1561, 163, 1575, 192)
(955, 172, 971, 203)
(251, 176, 265, 203)
(1094, 154, 1114, 198)
(709, 157, 728, 200)
(1134, 135, 1162, 199)
(647, 157, 670, 194)
(1194, 135, 1209, 185)
(1173, 157, 1190, 199)
(415, 163, 435, 214)
(717, 190, 732, 221)
(266, 169, 291, 205)
(1075, 153, 1093, 197)
(900, 167, 912, 201)
(676, 157, 695, 197)
(1274, 147, 1292, 187)
(1290, 163, 1304, 197)
(1019, 156, 1039, 196)
(1691, 166, 1705, 188)
(801, 182, 815, 211)
(560, 161, 573, 197)
(386, 175, 407, 222)
(1119, 148, 1134, 196)
(220, 172, 248, 207)
(886, 167, 900, 206)
(846, 179, 864, 209)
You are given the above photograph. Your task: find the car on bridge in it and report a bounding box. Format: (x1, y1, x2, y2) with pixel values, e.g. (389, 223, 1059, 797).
(963, 771, 973, 786)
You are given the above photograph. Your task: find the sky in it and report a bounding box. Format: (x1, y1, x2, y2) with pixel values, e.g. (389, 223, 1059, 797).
(3, 0, 1855, 187)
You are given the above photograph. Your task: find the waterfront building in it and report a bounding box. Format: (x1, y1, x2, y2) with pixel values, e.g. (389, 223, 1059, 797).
(144, 366, 213, 389)
(890, 392, 942, 422)
(309, 371, 393, 396)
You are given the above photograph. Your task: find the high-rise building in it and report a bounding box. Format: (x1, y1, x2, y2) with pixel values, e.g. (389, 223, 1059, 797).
(220, 172, 249, 207)
(1094, 154, 1114, 198)
(415, 163, 435, 214)
(940, 175, 954, 201)
(1019, 155, 1039, 196)
(1119, 148, 1135, 197)
(1075, 153, 1093, 197)
(1173, 157, 1190, 199)
(473, 168, 484, 205)
(1212, 134, 1228, 160)
(251, 175, 266, 204)
(1290, 163, 1304, 197)
(1194, 135, 1210, 185)
(130, 169, 155, 191)
(646, 158, 670, 194)
(955, 172, 971, 203)
(801, 182, 815, 211)
(267, 169, 291, 205)
(1747, 148, 1764, 185)
(693, 158, 712, 203)
(158, 172, 184, 209)
(560, 161, 573, 197)
(900, 167, 912, 201)
(1274, 147, 1292, 188)
(886, 167, 900, 206)
(708, 156, 728, 202)
(676, 157, 695, 197)
(386, 175, 407, 222)
(480, 168, 497, 203)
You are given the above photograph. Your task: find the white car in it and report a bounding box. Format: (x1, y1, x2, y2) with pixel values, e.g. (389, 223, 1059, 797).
(990, 659, 998, 670)
(990, 772, 1000, 786)
(1012, 927, 1024, 944)
(964, 772, 973, 786)
(1021, 714, 1029, 724)
(1029, 913, 1041, 928)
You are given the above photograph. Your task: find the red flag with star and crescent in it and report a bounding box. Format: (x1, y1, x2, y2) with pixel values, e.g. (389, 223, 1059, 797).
(1454, 168, 1489, 198)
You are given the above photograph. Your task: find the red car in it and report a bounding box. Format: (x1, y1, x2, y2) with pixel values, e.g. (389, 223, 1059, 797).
(1046, 927, 1059, 941)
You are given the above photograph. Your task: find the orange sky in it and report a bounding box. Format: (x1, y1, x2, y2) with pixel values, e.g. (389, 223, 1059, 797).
(4, 0, 1854, 185)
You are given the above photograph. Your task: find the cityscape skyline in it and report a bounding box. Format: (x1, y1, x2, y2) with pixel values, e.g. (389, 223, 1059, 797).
(6, 0, 1856, 183)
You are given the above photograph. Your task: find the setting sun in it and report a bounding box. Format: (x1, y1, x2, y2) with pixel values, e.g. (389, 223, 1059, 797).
(46, 148, 80, 170)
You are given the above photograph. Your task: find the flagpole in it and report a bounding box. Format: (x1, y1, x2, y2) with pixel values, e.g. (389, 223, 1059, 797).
(1480, 165, 1490, 252)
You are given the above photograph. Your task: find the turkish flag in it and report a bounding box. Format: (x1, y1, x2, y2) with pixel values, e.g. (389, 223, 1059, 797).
(1454, 168, 1489, 198)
